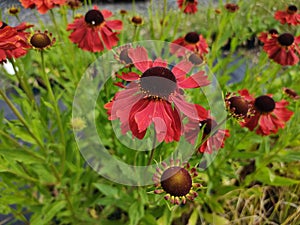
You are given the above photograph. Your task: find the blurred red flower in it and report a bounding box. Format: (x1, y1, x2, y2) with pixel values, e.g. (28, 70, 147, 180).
(67, 6, 122, 52)
(0, 22, 32, 63)
(19, 0, 66, 14)
(262, 32, 300, 66)
(170, 32, 209, 58)
(184, 105, 229, 154)
(105, 46, 210, 143)
(177, 0, 198, 14)
(239, 89, 294, 136)
(274, 5, 300, 26)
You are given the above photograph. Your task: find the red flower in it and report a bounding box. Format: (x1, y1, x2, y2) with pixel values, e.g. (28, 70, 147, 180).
(258, 29, 278, 43)
(239, 89, 294, 136)
(67, 6, 122, 52)
(274, 5, 300, 26)
(262, 32, 300, 66)
(184, 105, 230, 154)
(170, 32, 209, 58)
(177, 0, 198, 14)
(224, 3, 239, 12)
(0, 22, 31, 63)
(19, 0, 66, 14)
(104, 46, 210, 143)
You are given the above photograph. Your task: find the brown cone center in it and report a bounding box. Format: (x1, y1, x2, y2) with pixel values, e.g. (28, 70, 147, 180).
(254, 95, 275, 113)
(30, 33, 51, 49)
(278, 33, 294, 47)
(140, 66, 177, 99)
(161, 167, 192, 197)
(184, 32, 200, 44)
(199, 119, 217, 135)
(287, 5, 297, 14)
(85, 9, 104, 26)
(228, 96, 249, 116)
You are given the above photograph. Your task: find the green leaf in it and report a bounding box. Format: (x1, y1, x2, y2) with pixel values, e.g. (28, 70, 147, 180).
(93, 183, 119, 197)
(0, 148, 44, 164)
(188, 208, 199, 225)
(254, 167, 300, 186)
(30, 201, 66, 225)
(202, 212, 230, 225)
(129, 201, 144, 225)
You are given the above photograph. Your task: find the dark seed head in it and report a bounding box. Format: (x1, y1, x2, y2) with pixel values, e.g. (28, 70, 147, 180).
(0, 22, 8, 29)
(8, 6, 20, 15)
(254, 95, 275, 113)
(268, 29, 278, 35)
(30, 32, 51, 49)
(119, 49, 132, 64)
(131, 16, 143, 25)
(85, 9, 104, 26)
(199, 119, 217, 135)
(161, 167, 192, 197)
(140, 66, 177, 99)
(184, 32, 200, 44)
(278, 33, 294, 47)
(187, 0, 195, 2)
(188, 53, 203, 65)
(287, 5, 297, 14)
(227, 96, 249, 117)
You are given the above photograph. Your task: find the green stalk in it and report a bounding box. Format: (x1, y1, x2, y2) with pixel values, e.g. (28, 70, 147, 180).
(159, 0, 167, 39)
(9, 59, 34, 101)
(147, 132, 157, 166)
(40, 51, 66, 146)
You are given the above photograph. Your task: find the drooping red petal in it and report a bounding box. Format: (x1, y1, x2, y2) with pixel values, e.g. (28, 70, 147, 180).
(178, 71, 210, 89)
(172, 60, 193, 81)
(128, 47, 152, 72)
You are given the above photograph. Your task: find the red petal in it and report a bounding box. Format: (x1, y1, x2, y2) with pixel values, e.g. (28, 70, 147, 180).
(171, 60, 193, 80)
(178, 71, 210, 88)
(128, 47, 152, 72)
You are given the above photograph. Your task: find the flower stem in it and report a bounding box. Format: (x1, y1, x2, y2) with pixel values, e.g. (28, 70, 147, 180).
(147, 132, 157, 166)
(159, 0, 167, 39)
(9, 59, 34, 101)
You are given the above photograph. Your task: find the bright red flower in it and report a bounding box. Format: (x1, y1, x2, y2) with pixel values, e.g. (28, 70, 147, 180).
(262, 32, 300, 66)
(67, 6, 122, 52)
(184, 105, 229, 154)
(0, 22, 33, 61)
(0, 23, 31, 63)
(224, 3, 239, 12)
(19, 0, 66, 14)
(177, 0, 198, 14)
(170, 32, 209, 58)
(104, 46, 210, 143)
(239, 89, 294, 136)
(258, 29, 278, 43)
(274, 5, 300, 26)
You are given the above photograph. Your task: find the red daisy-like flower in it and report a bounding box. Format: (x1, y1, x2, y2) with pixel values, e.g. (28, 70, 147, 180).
(0, 22, 33, 61)
(170, 32, 209, 58)
(177, 0, 198, 14)
(274, 5, 300, 26)
(184, 105, 230, 154)
(224, 3, 239, 12)
(262, 32, 300, 66)
(67, 6, 122, 52)
(104, 46, 210, 143)
(19, 0, 66, 14)
(258, 29, 278, 43)
(239, 89, 294, 136)
(0, 23, 30, 63)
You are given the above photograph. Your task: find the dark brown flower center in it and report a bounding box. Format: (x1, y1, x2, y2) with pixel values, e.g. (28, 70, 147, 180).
(85, 9, 104, 26)
(140, 66, 177, 99)
(30, 33, 51, 49)
(254, 95, 275, 113)
(0, 22, 8, 29)
(268, 29, 278, 35)
(228, 96, 249, 117)
(199, 119, 217, 135)
(161, 167, 192, 197)
(119, 49, 132, 64)
(131, 16, 143, 25)
(186, 0, 195, 2)
(188, 53, 203, 65)
(9, 7, 20, 15)
(287, 5, 297, 14)
(184, 32, 199, 44)
(278, 33, 294, 46)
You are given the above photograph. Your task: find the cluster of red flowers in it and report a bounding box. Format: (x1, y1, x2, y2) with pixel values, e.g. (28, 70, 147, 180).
(259, 5, 300, 66)
(0, 21, 32, 63)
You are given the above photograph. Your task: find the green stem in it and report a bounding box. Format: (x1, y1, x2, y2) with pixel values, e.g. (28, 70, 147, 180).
(147, 132, 157, 166)
(9, 59, 34, 101)
(159, 0, 167, 39)
(0, 89, 44, 152)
